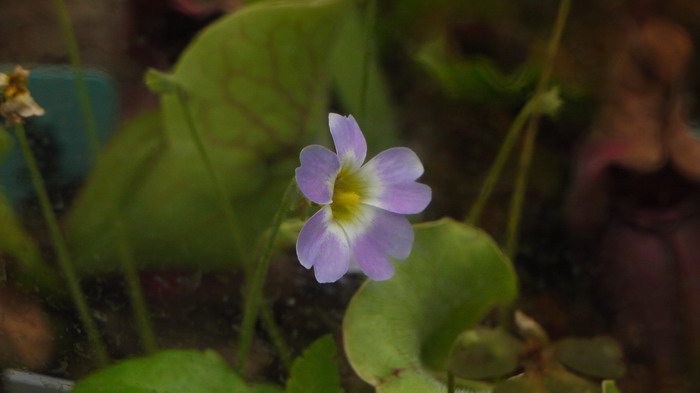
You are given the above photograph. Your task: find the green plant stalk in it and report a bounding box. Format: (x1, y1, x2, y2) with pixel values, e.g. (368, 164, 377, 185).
(466, 98, 536, 226)
(447, 371, 455, 393)
(51, 0, 100, 154)
(359, 0, 377, 119)
(51, 0, 158, 355)
(115, 215, 158, 354)
(176, 89, 295, 372)
(259, 298, 293, 372)
(505, 0, 571, 258)
(14, 123, 109, 366)
(177, 89, 247, 261)
(235, 178, 298, 374)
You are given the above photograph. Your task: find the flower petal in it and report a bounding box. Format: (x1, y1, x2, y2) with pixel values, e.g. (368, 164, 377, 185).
(296, 206, 351, 283)
(351, 208, 414, 280)
(329, 113, 367, 169)
(295, 145, 340, 204)
(358, 147, 432, 214)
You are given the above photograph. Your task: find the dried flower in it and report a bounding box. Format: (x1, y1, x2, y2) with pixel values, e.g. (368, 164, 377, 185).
(0, 65, 45, 125)
(295, 114, 431, 283)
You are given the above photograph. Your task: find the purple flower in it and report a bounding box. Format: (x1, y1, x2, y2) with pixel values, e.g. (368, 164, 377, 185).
(295, 113, 431, 283)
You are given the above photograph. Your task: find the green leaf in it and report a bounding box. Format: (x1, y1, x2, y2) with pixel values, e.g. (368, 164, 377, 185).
(252, 384, 285, 393)
(493, 368, 602, 393)
(343, 218, 518, 392)
(64, 0, 349, 274)
(492, 374, 542, 393)
(144, 69, 179, 94)
(543, 368, 600, 393)
(555, 337, 626, 379)
(446, 327, 522, 380)
(70, 350, 264, 393)
(601, 380, 621, 393)
(286, 335, 344, 393)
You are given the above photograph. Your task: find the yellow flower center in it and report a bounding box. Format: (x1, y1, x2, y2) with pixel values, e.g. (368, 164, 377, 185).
(331, 166, 365, 222)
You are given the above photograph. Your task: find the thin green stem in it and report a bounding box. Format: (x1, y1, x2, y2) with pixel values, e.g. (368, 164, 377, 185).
(259, 299, 293, 372)
(14, 123, 109, 366)
(236, 179, 298, 374)
(115, 215, 158, 354)
(359, 0, 377, 119)
(505, 0, 571, 258)
(176, 88, 294, 371)
(466, 99, 536, 226)
(51, 0, 101, 154)
(177, 89, 247, 260)
(51, 0, 158, 355)
(447, 371, 455, 393)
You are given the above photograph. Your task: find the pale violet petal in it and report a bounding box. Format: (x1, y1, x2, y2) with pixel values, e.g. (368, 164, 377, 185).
(357, 147, 431, 214)
(369, 182, 431, 215)
(296, 206, 351, 283)
(329, 113, 367, 168)
(351, 208, 414, 281)
(295, 145, 340, 204)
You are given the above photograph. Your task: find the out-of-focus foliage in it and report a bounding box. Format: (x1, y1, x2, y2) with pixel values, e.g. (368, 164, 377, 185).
(343, 219, 517, 392)
(416, 36, 537, 105)
(0, 125, 59, 293)
(0, 191, 60, 293)
(602, 380, 621, 393)
(70, 350, 282, 393)
(555, 337, 626, 380)
(493, 370, 599, 393)
(486, 314, 625, 393)
(446, 327, 522, 380)
(285, 335, 344, 393)
(64, 0, 348, 275)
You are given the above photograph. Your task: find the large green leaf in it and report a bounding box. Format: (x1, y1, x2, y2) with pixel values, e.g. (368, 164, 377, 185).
(64, 0, 348, 275)
(237, 0, 400, 153)
(286, 335, 344, 393)
(343, 218, 518, 393)
(70, 350, 281, 393)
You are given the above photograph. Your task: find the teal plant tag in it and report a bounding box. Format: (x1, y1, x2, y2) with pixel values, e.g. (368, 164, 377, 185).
(0, 66, 117, 205)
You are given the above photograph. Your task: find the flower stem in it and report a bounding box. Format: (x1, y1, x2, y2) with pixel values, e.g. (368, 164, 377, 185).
(115, 215, 158, 354)
(447, 371, 455, 393)
(51, 0, 158, 355)
(176, 89, 246, 260)
(236, 178, 298, 374)
(505, 0, 571, 258)
(259, 298, 293, 372)
(14, 123, 109, 366)
(50, 0, 101, 155)
(359, 0, 377, 119)
(175, 89, 295, 372)
(466, 98, 535, 226)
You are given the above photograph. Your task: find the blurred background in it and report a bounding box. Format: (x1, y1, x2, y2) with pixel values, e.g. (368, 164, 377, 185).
(0, 0, 700, 392)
